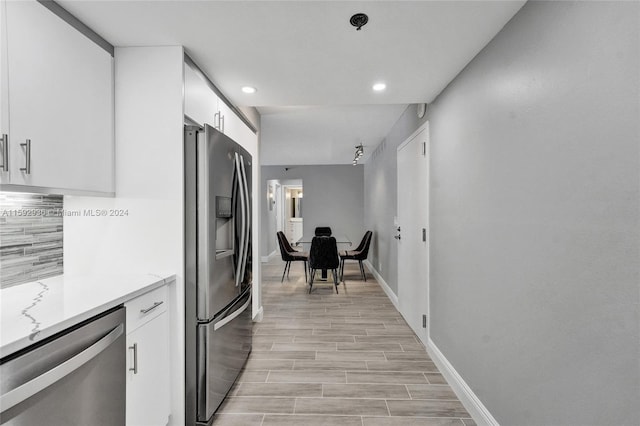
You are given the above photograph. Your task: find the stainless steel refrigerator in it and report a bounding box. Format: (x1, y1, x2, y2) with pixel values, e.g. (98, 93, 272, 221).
(184, 124, 253, 425)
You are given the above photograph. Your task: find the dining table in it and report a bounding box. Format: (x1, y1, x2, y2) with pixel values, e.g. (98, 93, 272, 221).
(296, 235, 352, 280)
(296, 235, 352, 246)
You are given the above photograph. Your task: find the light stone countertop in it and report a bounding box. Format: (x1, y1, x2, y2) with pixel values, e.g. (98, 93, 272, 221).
(0, 273, 175, 358)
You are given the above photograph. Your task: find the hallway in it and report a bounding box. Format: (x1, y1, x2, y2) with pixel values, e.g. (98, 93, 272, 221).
(213, 258, 473, 425)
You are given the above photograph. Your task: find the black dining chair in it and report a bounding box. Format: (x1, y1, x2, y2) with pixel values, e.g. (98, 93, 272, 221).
(276, 231, 308, 282)
(340, 230, 373, 282)
(308, 236, 340, 294)
(314, 226, 332, 236)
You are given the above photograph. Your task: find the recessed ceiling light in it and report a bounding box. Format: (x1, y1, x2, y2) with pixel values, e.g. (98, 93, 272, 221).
(372, 83, 386, 92)
(242, 86, 257, 94)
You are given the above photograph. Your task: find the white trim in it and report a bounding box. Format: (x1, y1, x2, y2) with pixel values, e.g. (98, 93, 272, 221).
(261, 250, 278, 263)
(397, 119, 430, 153)
(364, 260, 398, 310)
(365, 253, 497, 426)
(426, 338, 500, 426)
(274, 182, 282, 233)
(252, 306, 264, 322)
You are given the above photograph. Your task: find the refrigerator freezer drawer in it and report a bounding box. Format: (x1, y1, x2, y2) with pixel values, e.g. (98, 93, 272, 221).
(196, 290, 252, 423)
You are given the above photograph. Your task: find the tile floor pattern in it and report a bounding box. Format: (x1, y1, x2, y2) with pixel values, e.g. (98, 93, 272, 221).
(213, 257, 475, 426)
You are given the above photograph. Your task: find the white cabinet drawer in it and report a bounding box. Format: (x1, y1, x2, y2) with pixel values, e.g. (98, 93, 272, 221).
(125, 285, 167, 333)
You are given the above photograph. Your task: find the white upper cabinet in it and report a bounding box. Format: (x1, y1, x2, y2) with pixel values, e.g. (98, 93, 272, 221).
(184, 59, 257, 154)
(0, 2, 9, 184)
(217, 101, 244, 145)
(184, 63, 219, 127)
(1, 1, 114, 194)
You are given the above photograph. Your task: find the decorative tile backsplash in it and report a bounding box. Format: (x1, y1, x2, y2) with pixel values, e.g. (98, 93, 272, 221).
(0, 193, 64, 288)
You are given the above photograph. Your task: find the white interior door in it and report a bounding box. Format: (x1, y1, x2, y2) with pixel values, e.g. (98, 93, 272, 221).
(397, 123, 430, 344)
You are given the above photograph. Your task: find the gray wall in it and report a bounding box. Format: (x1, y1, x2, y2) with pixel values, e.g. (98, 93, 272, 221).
(365, 1, 639, 424)
(261, 165, 364, 257)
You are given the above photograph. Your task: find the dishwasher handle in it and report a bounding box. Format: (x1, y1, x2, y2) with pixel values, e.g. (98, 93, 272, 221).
(0, 323, 124, 414)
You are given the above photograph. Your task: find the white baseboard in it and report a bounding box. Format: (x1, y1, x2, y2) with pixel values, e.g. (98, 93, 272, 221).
(364, 262, 496, 425)
(252, 306, 264, 322)
(426, 338, 499, 426)
(261, 250, 278, 263)
(363, 260, 399, 310)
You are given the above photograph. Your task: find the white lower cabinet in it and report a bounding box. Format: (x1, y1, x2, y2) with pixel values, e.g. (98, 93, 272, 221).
(125, 286, 170, 426)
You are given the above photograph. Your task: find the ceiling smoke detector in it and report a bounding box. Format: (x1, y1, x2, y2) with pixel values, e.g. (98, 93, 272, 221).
(350, 13, 368, 31)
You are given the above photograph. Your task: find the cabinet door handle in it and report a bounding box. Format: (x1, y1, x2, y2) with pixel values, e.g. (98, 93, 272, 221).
(128, 343, 138, 374)
(214, 111, 221, 130)
(1, 134, 8, 172)
(220, 115, 225, 133)
(20, 139, 31, 174)
(140, 301, 163, 314)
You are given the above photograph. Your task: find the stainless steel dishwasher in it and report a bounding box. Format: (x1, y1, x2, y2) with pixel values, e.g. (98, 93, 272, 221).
(0, 306, 126, 425)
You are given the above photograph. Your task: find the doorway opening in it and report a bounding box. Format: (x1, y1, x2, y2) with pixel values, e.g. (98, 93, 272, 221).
(282, 183, 303, 245)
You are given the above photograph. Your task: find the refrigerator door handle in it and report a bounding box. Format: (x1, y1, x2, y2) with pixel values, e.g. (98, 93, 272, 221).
(233, 153, 246, 288)
(213, 296, 251, 331)
(230, 156, 239, 282)
(0, 324, 124, 413)
(238, 154, 251, 285)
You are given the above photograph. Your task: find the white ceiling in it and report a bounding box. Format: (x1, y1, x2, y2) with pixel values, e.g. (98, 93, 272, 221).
(260, 104, 407, 165)
(58, 0, 526, 165)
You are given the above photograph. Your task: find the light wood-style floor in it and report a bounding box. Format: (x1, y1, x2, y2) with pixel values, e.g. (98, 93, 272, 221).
(213, 257, 474, 425)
